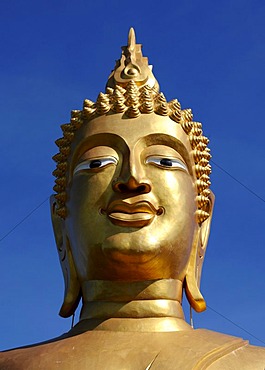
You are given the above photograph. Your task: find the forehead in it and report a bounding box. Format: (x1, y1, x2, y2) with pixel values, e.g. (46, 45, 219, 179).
(71, 113, 192, 158)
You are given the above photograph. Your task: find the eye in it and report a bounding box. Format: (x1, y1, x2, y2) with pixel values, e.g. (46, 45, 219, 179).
(73, 156, 118, 175)
(146, 156, 188, 172)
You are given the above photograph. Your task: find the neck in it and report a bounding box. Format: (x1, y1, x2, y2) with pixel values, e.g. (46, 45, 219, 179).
(72, 279, 192, 333)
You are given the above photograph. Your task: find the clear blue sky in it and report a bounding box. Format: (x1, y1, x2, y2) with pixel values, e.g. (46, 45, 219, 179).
(0, 0, 264, 350)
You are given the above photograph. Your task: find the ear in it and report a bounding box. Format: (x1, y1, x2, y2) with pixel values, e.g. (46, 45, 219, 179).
(184, 191, 215, 312)
(50, 195, 81, 318)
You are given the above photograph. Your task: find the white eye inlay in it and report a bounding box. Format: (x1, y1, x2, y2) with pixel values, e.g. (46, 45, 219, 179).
(146, 156, 188, 172)
(74, 156, 118, 175)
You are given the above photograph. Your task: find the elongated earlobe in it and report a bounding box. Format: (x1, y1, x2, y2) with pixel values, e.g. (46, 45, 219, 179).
(184, 191, 215, 312)
(185, 230, 206, 312)
(50, 196, 81, 318)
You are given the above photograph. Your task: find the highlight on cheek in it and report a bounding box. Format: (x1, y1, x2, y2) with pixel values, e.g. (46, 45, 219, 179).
(145, 156, 188, 172)
(73, 156, 118, 175)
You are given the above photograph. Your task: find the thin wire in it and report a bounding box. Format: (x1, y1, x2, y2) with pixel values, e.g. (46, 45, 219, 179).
(71, 312, 75, 329)
(207, 305, 265, 346)
(0, 197, 50, 244)
(190, 305, 194, 328)
(211, 160, 265, 203)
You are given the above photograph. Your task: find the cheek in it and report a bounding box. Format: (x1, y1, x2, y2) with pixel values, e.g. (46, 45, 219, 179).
(151, 171, 196, 248)
(65, 171, 115, 255)
(68, 166, 117, 209)
(150, 169, 196, 209)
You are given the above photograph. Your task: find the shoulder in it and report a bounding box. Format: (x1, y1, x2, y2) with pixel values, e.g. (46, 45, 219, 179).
(208, 341, 265, 370)
(194, 329, 265, 370)
(0, 329, 264, 370)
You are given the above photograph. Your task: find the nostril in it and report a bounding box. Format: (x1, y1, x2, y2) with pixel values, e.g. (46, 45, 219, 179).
(117, 183, 128, 192)
(137, 184, 151, 193)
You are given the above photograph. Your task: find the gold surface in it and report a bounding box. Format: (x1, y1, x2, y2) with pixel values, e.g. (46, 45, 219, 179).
(1, 330, 265, 369)
(71, 317, 192, 333)
(82, 279, 183, 301)
(1, 28, 264, 369)
(107, 27, 159, 90)
(80, 300, 184, 320)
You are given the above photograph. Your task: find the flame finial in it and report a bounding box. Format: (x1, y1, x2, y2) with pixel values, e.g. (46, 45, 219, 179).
(128, 27, 136, 52)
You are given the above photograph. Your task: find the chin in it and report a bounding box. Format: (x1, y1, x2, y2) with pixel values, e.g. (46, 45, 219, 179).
(101, 230, 163, 264)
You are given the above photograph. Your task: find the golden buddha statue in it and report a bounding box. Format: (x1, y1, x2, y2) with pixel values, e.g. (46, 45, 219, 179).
(1, 28, 265, 370)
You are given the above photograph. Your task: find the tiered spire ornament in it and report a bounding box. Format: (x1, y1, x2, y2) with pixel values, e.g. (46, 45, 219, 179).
(106, 27, 159, 91)
(53, 28, 212, 223)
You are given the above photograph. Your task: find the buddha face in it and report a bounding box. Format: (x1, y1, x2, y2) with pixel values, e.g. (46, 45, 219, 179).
(62, 112, 198, 283)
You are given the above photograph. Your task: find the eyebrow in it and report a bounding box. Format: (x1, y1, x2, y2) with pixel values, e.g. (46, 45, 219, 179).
(69, 133, 128, 174)
(142, 133, 193, 174)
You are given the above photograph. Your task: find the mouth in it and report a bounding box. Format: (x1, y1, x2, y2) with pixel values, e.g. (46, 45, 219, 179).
(103, 201, 163, 228)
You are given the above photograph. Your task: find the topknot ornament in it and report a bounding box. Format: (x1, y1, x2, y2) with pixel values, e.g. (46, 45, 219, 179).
(106, 28, 159, 91)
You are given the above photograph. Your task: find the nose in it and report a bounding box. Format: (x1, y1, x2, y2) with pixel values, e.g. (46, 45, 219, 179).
(113, 176, 151, 194)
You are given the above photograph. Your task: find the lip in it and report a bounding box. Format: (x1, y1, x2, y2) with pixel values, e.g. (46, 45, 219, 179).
(105, 200, 161, 228)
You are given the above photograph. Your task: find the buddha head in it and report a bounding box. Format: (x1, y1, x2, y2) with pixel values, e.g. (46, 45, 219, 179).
(50, 28, 214, 319)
